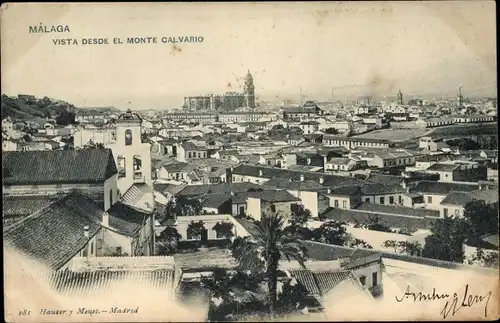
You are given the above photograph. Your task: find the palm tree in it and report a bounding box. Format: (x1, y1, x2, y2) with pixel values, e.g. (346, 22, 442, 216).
(232, 211, 308, 316)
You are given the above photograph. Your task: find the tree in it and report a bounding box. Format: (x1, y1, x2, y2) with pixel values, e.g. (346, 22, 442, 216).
(383, 240, 422, 256)
(468, 248, 499, 268)
(463, 201, 499, 245)
(312, 220, 349, 246)
(231, 211, 308, 316)
(324, 127, 338, 135)
(55, 110, 76, 126)
(422, 216, 469, 263)
(156, 226, 181, 255)
(83, 139, 105, 149)
(187, 220, 206, 248)
(157, 196, 203, 224)
(289, 204, 311, 228)
(213, 221, 235, 247)
(349, 238, 373, 249)
(367, 215, 392, 233)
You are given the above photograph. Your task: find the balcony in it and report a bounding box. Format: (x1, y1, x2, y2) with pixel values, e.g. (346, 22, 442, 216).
(133, 171, 145, 183)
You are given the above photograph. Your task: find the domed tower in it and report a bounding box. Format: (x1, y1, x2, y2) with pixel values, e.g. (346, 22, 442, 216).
(397, 90, 403, 105)
(244, 70, 256, 109)
(108, 107, 152, 195)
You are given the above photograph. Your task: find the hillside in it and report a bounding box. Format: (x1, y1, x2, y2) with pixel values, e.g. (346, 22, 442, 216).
(1, 94, 120, 120)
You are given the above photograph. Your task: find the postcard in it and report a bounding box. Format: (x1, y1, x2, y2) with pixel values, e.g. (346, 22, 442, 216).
(1, 1, 498, 322)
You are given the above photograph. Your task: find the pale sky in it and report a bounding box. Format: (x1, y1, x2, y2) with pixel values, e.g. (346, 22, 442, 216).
(1, 2, 497, 110)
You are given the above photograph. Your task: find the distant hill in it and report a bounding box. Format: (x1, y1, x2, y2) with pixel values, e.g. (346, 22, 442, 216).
(1, 94, 120, 120)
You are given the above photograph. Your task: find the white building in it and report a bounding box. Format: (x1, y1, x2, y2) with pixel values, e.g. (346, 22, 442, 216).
(107, 109, 153, 194)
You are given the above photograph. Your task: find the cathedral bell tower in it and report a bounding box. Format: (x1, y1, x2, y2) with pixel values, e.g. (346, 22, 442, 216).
(244, 70, 256, 109)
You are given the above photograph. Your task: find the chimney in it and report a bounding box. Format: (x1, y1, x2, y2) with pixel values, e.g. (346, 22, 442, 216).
(102, 212, 109, 227)
(319, 177, 324, 184)
(84, 226, 90, 238)
(259, 170, 263, 177)
(300, 174, 305, 182)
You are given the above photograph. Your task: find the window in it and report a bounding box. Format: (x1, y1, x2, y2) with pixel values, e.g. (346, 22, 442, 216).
(90, 241, 94, 255)
(216, 229, 224, 239)
(116, 247, 122, 256)
(359, 275, 366, 286)
(188, 152, 192, 158)
(389, 196, 394, 204)
(342, 200, 347, 209)
(399, 195, 402, 204)
(117, 155, 126, 178)
(365, 198, 370, 203)
(443, 208, 448, 217)
(186, 229, 193, 240)
(427, 196, 432, 204)
(125, 129, 133, 145)
(334, 200, 339, 208)
(109, 189, 113, 208)
(379, 197, 385, 205)
(372, 272, 378, 287)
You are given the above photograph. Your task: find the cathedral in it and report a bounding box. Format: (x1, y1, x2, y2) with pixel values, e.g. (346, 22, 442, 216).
(183, 70, 256, 110)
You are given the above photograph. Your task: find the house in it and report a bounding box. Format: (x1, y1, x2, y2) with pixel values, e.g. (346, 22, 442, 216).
(323, 135, 391, 149)
(325, 157, 358, 172)
(282, 101, 323, 120)
(369, 151, 416, 168)
(246, 190, 301, 222)
(453, 114, 495, 123)
(439, 189, 498, 218)
(299, 121, 320, 134)
(409, 180, 480, 211)
(418, 137, 449, 152)
(232, 164, 367, 187)
(176, 141, 208, 162)
(156, 162, 195, 183)
(480, 150, 498, 163)
(3, 192, 155, 270)
(2, 138, 18, 151)
(2, 149, 119, 211)
(288, 134, 305, 146)
(2, 117, 15, 135)
(422, 161, 487, 183)
(262, 178, 324, 218)
(323, 183, 407, 209)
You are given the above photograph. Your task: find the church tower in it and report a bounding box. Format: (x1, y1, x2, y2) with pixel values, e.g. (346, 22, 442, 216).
(457, 86, 464, 107)
(397, 90, 403, 105)
(108, 108, 152, 195)
(244, 70, 256, 109)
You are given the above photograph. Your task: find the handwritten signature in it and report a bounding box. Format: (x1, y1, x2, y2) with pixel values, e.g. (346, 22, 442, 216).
(395, 284, 492, 319)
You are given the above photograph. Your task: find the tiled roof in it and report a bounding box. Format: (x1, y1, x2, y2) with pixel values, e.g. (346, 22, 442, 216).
(2, 149, 117, 185)
(2, 194, 64, 218)
(154, 183, 187, 196)
(364, 174, 405, 186)
(4, 192, 104, 270)
(263, 178, 324, 192)
(121, 184, 153, 207)
(355, 203, 440, 218)
(326, 157, 351, 165)
(289, 270, 321, 295)
(177, 182, 262, 197)
(313, 270, 357, 296)
(302, 240, 498, 274)
(247, 190, 301, 203)
(425, 163, 460, 172)
(174, 248, 237, 272)
(233, 217, 262, 237)
(232, 164, 368, 187)
(410, 180, 479, 195)
(440, 191, 475, 206)
(162, 162, 192, 173)
(469, 190, 499, 204)
(199, 193, 231, 208)
(6, 267, 175, 297)
(323, 208, 436, 232)
(107, 202, 150, 237)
